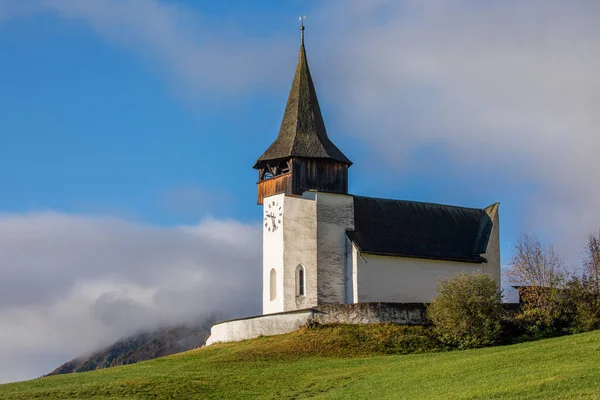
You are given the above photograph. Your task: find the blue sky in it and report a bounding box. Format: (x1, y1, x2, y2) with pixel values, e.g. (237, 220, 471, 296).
(1, 0, 599, 383)
(0, 2, 284, 224)
(0, 0, 523, 235)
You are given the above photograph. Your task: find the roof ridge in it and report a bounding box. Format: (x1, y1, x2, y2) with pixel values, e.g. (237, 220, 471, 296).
(352, 195, 486, 212)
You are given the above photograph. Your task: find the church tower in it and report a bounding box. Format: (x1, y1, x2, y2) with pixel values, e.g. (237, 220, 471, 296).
(255, 25, 355, 315)
(253, 25, 352, 205)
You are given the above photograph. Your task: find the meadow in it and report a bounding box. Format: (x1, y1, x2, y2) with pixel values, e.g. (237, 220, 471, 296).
(1, 324, 599, 399)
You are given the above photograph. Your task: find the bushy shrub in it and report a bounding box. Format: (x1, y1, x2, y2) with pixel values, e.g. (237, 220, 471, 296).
(516, 277, 600, 337)
(507, 232, 600, 339)
(515, 286, 571, 338)
(564, 277, 600, 333)
(427, 272, 504, 349)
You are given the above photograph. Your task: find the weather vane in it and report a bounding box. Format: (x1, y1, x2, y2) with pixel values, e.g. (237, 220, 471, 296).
(299, 15, 306, 27)
(299, 15, 306, 43)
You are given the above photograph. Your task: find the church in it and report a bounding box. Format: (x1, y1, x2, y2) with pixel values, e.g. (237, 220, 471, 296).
(206, 26, 500, 345)
(254, 25, 500, 315)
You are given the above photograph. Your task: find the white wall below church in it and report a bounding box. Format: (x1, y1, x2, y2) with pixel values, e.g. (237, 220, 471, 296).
(356, 253, 487, 303)
(206, 310, 313, 346)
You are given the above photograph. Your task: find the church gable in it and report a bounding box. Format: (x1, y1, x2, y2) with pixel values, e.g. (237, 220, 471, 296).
(347, 196, 495, 263)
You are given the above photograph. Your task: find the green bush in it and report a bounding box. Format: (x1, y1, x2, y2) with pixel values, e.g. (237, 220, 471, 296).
(515, 278, 600, 338)
(564, 277, 600, 333)
(427, 272, 504, 349)
(515, 286, 571, 338)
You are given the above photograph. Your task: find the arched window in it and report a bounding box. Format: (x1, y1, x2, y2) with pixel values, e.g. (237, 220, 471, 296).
(270, 268, 277, 301)
(296, 265, 305, 297)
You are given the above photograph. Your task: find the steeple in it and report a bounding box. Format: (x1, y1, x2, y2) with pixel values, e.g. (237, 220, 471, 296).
(253, 24, 352, 205)
(254, 25, 352, 169)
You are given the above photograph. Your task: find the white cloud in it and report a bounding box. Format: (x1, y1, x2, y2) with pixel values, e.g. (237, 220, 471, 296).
(162, 185, 234, 220)
(0, 213, 261, 383)
(311, 0, 600, 261)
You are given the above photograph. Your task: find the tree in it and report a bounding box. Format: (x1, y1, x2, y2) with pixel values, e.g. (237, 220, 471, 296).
(507, 234, 567, 335)
(508, 233, 565, 290)
(563, 276, 600, 332)
(427, 272, 504, 349)
(562, 231, 600, 332)
(583, 231, 600, 297)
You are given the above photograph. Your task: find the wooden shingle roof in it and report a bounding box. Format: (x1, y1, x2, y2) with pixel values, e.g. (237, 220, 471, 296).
(347, 197, 497, 263)
(253, 28, 352, 169)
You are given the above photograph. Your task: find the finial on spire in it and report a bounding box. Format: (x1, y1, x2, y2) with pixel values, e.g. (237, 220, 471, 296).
(299, 15, 306, 44)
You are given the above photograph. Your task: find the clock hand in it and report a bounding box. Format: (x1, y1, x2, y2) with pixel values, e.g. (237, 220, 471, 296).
(265, 213, 279, 231)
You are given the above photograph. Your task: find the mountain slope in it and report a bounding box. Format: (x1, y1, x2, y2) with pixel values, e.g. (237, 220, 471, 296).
(2, 325, 600, 399)
(47, 324, 210, 376)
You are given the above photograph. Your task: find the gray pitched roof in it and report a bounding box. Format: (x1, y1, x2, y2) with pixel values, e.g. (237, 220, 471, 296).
(347, 196, 496, 263)
(253, 32, 352, 168)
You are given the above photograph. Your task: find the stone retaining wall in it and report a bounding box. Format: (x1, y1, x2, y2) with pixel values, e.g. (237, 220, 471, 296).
(206, 302, 428, 346)
(312, 303, 428, 325)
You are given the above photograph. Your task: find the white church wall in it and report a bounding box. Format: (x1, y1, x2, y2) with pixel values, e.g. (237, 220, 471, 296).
(262, 193, 286, 315)
(315, 192, 354, 304)
(481, 203, 501, 289)
(356, 254, 485, 303)
(345, 236, 359, 303)
(282, 194, 318, 311)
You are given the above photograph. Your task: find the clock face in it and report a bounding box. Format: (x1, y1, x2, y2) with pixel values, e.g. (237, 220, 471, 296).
(264, 200, 283, 233)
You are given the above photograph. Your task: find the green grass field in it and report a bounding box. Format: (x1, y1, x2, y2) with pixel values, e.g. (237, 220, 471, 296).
(2, 324, 600, 399)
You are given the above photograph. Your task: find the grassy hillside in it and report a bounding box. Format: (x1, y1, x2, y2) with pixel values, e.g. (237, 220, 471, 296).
(2, 324, 600, 399)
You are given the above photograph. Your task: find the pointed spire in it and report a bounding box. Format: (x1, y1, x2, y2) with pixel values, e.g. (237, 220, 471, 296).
(254, 23, 352, 168)
(300, 15, 305, 46)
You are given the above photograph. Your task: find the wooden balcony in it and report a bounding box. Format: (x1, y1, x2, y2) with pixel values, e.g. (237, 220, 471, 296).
(257, 173, 291, 205)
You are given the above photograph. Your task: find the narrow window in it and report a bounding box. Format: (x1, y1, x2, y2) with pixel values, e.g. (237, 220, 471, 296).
(296, 265, 305, 297)
(270, 268, 277, 301)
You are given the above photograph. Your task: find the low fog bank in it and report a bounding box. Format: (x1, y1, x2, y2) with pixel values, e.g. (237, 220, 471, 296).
(0, 213, 261, 383)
